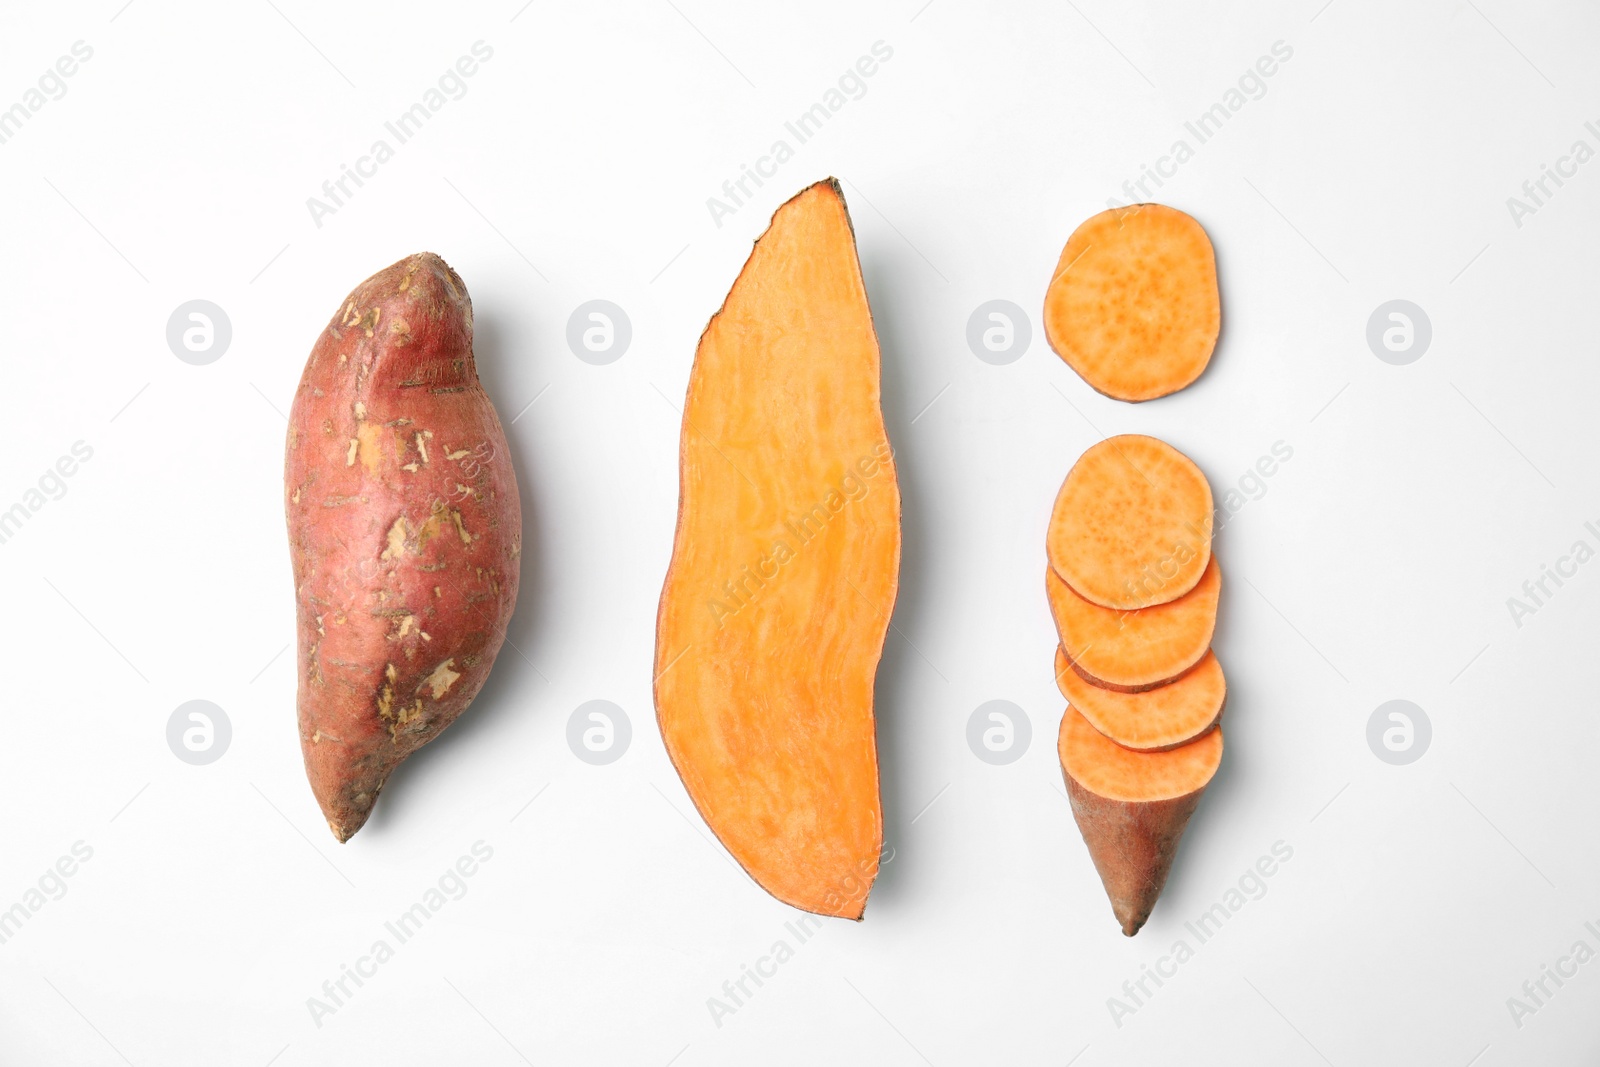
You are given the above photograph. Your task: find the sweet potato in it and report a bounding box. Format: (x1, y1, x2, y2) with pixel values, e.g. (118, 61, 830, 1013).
(1059, 706, 1222, 935)
(1055, 646, 1224, 751)
(1043, 203, 1219, 401)
(1047, 434, 1212, 610)
(1045, 555, 1220, 691)
(654, 180, 900, 919)
(285, 252, 521, 842)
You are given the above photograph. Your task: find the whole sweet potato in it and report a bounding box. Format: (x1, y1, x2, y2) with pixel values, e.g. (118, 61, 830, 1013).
(285, 252, 520, 842)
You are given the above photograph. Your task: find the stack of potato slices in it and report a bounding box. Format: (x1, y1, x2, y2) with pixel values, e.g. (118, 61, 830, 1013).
(1046, 435, 1224, 936)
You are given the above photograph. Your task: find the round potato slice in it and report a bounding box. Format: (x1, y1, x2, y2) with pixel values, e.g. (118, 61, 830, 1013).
(1043, 203, 1220, 402)
(1047, 434, 1213, 610)
(1046, 556, 1220, 691)
(1055, 646, 1225, 751)
(1059, 704, 1223, 804)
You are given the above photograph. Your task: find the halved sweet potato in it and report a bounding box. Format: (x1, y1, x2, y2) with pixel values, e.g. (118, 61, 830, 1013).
(1047, 434, 1212, 610)
(1060, 706, 1222, 935)
(654, 180, 900, 920)
(1055, 646, 1224, 751)
(1043, 203, 1219, 402)
(1046, 555, 1219, 691)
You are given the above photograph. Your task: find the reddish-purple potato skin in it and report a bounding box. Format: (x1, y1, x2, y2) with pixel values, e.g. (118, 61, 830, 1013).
(285, 253, 520, 842)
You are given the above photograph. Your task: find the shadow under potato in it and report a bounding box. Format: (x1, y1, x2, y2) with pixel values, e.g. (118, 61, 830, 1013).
(856, 244, 942, 911)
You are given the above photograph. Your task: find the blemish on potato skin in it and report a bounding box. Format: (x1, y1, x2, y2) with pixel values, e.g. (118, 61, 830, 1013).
(380, 517, 408, 561)
(376, 663, 398, 725)
(424, 658, 461, 699)
(356, 421, 385, 473)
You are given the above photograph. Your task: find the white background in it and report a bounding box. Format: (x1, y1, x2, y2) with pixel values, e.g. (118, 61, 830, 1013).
(1, 0, 1596, 1063)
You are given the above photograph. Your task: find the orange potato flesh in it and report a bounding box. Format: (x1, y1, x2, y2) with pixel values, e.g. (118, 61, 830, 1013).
(1059, 704, 1222, 803)
(1055, 647, 1225, 751)
(1047, 434, 1213, 610)
(1043, 203, 1220, 402)
(654, 180, 900, 920)
(1059, 706, 1222, 935)
(1046, 555, 1219, 691)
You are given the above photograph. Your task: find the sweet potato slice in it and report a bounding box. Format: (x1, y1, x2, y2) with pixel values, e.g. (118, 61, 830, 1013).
(285, 253, 521, 842)
(1046, 555, 1219, 691)
(1055, 646, 1225, 750)
(1043, 203, 1220, 402)
(1047, 434, 1212, 610)
(1059, 706, 1222, 935)
(654, 179, 900, 920)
